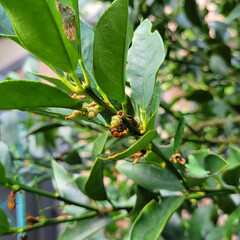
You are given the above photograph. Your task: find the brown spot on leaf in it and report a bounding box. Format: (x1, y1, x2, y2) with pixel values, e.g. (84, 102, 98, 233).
(56, 0, 76, 40)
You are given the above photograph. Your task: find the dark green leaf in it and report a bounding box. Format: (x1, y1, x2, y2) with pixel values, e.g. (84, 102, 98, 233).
(174, 117, 185, 152)
(0, 80, 82, 110)
(0, 208, 9, 235)
(222, 164, 240, 187)
(0, 162, 6, 185)
(62, 150, 82, 165)
(204, 154, 228, 174)
(0, 0, 79, 72)
(59, 215, 112, 240)
(184, 0, 202, 27)
(52, 160, 88, 203)
(186, 90, 213, 103)
(28, 72, 72, 94)
(84, 158, 107, 200)
(100, 130, 158, 161)
(214, 195, 236, 214)
(116, 162, 184, 192)
(127, 20, 165, 110)
(0, 141, 15, 178)
(206, 227, 224, 240)
(92, 132, 109, 159)
(93, 0, 133, 102)
(85, 132, 108, 200)
(27, 122, 63, 135)
(130, 197, 184, 240)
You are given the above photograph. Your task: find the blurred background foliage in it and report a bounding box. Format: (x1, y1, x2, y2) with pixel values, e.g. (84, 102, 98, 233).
(1, 0, 240, 239)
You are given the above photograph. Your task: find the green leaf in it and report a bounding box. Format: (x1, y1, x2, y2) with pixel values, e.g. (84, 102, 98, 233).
(189, 205, 215, 240)
(209, 54, 229, 77)
(222, 164, 240, 187)
(223, 205, 240, 239)
(184, 0, 202, 28)
(62, 150, 82, 165)
(84, 158, 107, 200)
(226, 146, 240, 168)
(0, 4, 14, 35)
(27, 122, 63, 135)
(0, 80, 82, 110)
(27, 72, 72, 95)
(174, 117, 185, 152)
(204, 154, 228, 174)
(206, 227, 224, 240)
(92, 132, 109, 160)
(146, 111, 157, 131)
(116, 162, 184, 192)
(59, 216, 112, 240)
(0, 0, 79, 73)
(0, 208, 10, 235)
(148, 80, 161, 115)
(52, 160, 88, 203)
(0, 141, 15, 178)
(226, 5, 240, 23)
(185, 164, 208, 177)
(214, 195, 237, 214)
(93, 0, 133, 103)
(100, 130, 158, 161)
(127, 19, 165, 110)
(0, 162, 6, 185)
(130, 197, 184, 240)
(186, 90, 213, 103)
(85, 132, 109, 200)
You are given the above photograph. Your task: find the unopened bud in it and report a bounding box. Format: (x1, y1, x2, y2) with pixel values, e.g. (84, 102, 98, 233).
(65, 110, 82, 120)
(110, 115, 122, 127)
(88, 108, 98, 119)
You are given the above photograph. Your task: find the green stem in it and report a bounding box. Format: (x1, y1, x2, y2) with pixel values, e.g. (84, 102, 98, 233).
(97, 86, 113, 106)
(4, 212, 97, 236)
(6, 180, 98, 212)
(71, 71, 85, 93)
(79, 58, 91, 87)
(122, 102, 127, 115)
(141, 110, 147, 132)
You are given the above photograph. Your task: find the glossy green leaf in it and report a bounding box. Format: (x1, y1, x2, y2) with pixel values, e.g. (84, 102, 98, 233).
(174, 117, 185, 152)
(27, 122, 63, 135)
(0, 141, 15, 178)
(93, 0, 133, 102)
(0, 208, 9, 235)
(184, 0, 202, 27)
(222, 164, 240, 187)
(52, 160, 88, 203)
(146, 111, 157, 131)
(0, 162, 6, 185)
(185, 164, 208, 177)
(116, 162, 184, 192)
(85, 132, 109, 200)
(100, 130, 158, 161)
(0, 80, 82, 110)
(28, 72, 72, 95)
(209, 54, 229, 77)
(92, 132, 109, 160)
(130, 197, 184, 240)
(59, 216, 112, 240)
(227, 146, 240, 168)
(0, 0, 79, 72)
(204, 154, 228, 174)
(127, 19, 165, 110)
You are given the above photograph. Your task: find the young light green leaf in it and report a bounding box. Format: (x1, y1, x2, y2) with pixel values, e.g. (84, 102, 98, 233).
(174, 117, 185, 152)
(0, 162, 6, 185)
(0, 0, 79, 73)
(52, 160, 88, 203)
(27, 72, 72, 94)
(130, 197, 184, 240)
(0, 209, 9, 235)
(117, 162, 184, 192)
(85, 132, 109, 200)
(93, 0, 133, 103)
(59, 216, 112, 240)
(127, 19, 165, 110)
(100, 130, 158, 161)
(0, 80, 82, 110)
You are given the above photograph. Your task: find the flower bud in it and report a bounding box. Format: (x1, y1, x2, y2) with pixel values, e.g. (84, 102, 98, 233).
(110, 115, 122, 127)
(88, 108, 98, 119)
(65, 110, 82, 120)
